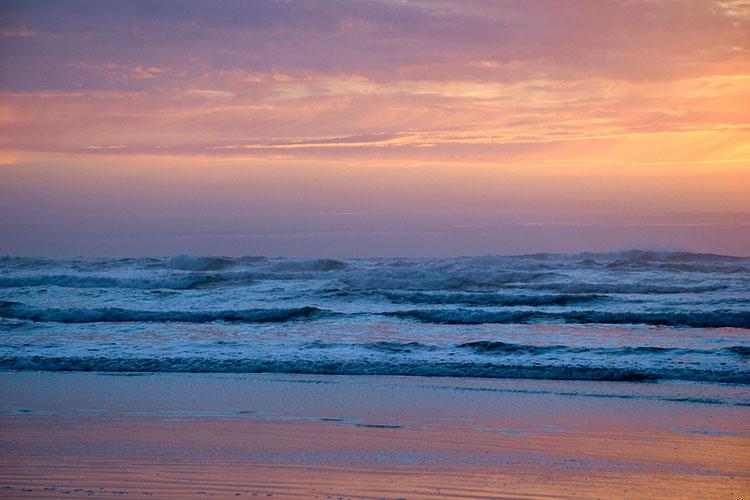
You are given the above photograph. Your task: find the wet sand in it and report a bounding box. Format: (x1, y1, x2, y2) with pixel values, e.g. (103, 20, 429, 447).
(1, 372, 748, 498)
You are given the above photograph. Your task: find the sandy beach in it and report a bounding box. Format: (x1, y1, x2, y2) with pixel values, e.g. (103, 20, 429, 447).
(1, 372, 748, 499)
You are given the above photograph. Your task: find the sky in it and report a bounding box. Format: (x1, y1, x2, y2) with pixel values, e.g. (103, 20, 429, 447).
(0, 0, 748, 257)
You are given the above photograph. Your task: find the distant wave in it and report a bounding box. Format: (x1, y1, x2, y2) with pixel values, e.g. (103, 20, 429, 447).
(0, 274, 226, 290)
(2, 356, 747, 384)
(166, 254, 235, 271)
(605, 261, 749, 274)
(2, 250, 748, 270)
(0, 301, 332, 323)
(572, 249, 750, 263)
(0, 273, 727, 295)
(385, 309, 750, 328)
(2, 250, 745, 295)
(340, 271, 559, 292)
(270, 258, 348, 272)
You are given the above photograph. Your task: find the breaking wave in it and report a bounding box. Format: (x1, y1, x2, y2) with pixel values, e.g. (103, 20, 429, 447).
(321, 290, 608, 306)
(453, 341, 749, 357)
(340, 271, 557, 291)
(1, 356, 747, 384)
(2, 298, 748, 328)
(0, 274, 225, 290)
(166, 254, 235, 271)
(0, 301, 332, 323)
(302, 340, 750, 358)
(515, 283, 727, 294)
(386, 309, 750, 328)
(270, 258, 348, 272)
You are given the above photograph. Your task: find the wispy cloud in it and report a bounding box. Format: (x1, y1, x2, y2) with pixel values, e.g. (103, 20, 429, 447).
(0, 26, 38, 37)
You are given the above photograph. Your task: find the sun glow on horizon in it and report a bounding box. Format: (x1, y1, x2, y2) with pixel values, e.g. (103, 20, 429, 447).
(1, 0, 748, 256)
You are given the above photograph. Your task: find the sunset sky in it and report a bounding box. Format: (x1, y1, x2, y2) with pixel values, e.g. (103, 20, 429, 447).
(1, 0, 748, 256)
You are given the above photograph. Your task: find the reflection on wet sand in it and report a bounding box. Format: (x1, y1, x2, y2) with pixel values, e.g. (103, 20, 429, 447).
(1, 373, 748, 498)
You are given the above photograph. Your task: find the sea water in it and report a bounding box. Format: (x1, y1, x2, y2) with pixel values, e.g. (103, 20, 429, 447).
(1, 251, 748, 384)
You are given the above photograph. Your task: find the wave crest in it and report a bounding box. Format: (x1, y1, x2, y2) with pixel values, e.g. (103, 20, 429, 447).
(2, 356, 747, 384)
(386, 309, 750, 328)
(0, 302, 332, 324)
(166, 254, 235, 271)
(271, 258, 348, 272)
(0, 273, 222, 290)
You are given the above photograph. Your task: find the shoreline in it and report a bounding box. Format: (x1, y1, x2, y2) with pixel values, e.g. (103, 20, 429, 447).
(1, 372, 749, 498)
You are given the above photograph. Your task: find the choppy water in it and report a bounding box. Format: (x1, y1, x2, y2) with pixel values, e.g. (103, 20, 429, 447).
(1, 251, 749, 383)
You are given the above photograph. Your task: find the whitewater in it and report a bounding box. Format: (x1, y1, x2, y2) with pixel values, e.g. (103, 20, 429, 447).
(1, 251, 748, 385)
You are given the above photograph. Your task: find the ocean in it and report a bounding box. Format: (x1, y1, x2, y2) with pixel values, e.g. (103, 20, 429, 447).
(1, 250, 748, 385)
